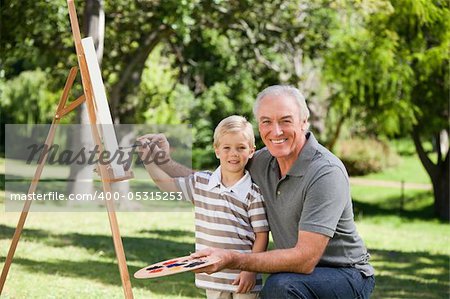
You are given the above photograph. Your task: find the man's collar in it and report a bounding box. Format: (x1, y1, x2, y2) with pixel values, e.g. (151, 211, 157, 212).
(287, 132, 318, 177)
(207, 166, 252, 199)
(268, 132, 318, 177)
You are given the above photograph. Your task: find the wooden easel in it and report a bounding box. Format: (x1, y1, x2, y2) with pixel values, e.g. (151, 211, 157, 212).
(0, 1, 134, 297)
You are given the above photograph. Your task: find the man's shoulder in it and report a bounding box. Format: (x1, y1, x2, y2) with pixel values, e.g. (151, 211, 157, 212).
(249, 147, 272, 168)
(310, 144, 349, 179)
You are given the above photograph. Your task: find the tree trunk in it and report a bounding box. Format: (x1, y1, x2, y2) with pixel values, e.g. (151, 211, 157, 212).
(67, 0, 104, 200)
(326, 113, 346, 152)
(412, 127, 450, 221)
(108, 25, 172, 123)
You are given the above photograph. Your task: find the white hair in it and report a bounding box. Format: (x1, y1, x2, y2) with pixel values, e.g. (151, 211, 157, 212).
(253, 85, 310, 128)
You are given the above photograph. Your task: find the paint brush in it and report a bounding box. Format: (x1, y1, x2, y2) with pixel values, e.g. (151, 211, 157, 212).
(119, 140, 163, 149)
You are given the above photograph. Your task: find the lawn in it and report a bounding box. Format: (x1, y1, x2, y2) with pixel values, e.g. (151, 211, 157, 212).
(0, 154, 449, 298)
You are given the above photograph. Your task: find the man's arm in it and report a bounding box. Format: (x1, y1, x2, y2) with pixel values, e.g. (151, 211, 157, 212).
(194, 230, 329, 274)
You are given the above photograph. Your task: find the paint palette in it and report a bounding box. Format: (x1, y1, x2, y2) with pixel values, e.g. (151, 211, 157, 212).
(134, 255, 221, 279)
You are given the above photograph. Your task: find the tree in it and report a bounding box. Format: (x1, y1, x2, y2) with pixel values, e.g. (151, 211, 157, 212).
(67, 0, 106, 197)
(324, 0, 449, 220)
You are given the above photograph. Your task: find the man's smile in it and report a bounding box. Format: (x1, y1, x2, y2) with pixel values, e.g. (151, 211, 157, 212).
(270, 138, 287, 144)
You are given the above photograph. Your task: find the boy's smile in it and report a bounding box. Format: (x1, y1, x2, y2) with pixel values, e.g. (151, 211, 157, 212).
(214, 132, 255, 183)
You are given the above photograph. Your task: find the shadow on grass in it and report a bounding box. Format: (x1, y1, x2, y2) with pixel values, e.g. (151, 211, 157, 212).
(138, 229, 195, 238)
(0, 224, 51, 241)
(369, 249, 450, 298)
(352, 190, 439, 221)
(0, 257, 203, 298)
(0, 224, 194, 263)
(0, 224, 202, 297)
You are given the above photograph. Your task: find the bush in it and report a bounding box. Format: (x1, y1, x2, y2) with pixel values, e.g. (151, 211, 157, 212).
(335, 138, 399, 176)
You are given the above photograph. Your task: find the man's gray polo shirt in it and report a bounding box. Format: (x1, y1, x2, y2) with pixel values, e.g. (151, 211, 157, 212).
(248, 132, 374, 276)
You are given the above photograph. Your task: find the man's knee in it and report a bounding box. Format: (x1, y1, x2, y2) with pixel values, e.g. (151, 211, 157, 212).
(261, 273, 310, 299)
(261, 273, 289, 298)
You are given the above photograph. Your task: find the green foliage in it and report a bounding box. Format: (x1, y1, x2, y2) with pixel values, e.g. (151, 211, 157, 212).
(324, 0, 449, 138)
(129, 45, 195, 125)
(0, 69, 60, 124)
(324, 0, 416, 136)
(1, 0, 77, 87)
(335, 138, 399, 175)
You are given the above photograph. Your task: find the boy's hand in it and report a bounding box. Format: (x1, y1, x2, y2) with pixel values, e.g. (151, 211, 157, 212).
(232, 271, 256, 293)
(136, 134, 170, 156)
(136, 133, 170, 162)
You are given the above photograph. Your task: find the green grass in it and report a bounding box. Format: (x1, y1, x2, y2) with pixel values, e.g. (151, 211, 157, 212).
(353, 186, 449, 298)
(1, 156, 449, 298)
(355, 155, 431, 184)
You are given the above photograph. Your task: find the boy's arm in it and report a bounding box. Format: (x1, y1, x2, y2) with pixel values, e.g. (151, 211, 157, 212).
(234, 231, 269, 293)
(143, 162, 179, 192)
(252, 232, 269, 253)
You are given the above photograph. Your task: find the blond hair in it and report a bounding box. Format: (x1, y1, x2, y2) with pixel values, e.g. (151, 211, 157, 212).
(213, 115, 255, 148)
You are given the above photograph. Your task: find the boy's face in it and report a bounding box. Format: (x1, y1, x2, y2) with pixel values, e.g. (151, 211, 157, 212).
(214, 132, 255, 176)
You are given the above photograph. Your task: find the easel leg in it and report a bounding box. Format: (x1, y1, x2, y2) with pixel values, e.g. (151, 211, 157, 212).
(103, 182, 134, 299)
(0, 200, 32, 293)
(0, 67, 77, 295)
(0, 121, 60, 294)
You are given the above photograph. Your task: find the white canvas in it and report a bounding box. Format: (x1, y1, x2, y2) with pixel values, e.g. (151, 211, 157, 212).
(81, 37, 125, 178)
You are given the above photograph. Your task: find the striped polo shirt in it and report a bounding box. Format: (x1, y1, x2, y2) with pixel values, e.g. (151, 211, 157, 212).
(175, 167, 269, 292)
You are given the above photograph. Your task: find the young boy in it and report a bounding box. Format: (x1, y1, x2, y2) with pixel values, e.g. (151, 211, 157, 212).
(138, 115, 269, 299)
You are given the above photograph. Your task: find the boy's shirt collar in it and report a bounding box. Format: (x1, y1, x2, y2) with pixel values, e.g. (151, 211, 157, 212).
(207, 166, 252, 199)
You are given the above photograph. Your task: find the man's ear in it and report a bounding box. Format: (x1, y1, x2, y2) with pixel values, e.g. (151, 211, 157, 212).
(301, 119, 308, 131)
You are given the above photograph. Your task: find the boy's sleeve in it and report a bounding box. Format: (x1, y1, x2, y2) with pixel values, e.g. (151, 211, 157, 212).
(174, 174, 196, 203)
(248, 187, 270, 233)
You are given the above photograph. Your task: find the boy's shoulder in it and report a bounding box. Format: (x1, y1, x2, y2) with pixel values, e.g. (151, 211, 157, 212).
(247, 178, 263, 200)
(192, 170, 214, 185)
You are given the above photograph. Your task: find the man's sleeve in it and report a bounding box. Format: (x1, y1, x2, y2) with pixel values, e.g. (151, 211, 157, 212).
(299, 165, 350, 237)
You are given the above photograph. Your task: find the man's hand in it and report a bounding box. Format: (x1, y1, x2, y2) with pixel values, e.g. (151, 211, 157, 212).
(232, 271, 256, 293)
(191, 248, 237, 274)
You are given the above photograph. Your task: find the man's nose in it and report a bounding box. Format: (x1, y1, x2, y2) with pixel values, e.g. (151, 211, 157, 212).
(273, 123, 283, 136)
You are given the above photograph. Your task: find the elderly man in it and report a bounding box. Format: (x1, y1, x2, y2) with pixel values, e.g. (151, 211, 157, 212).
(150, 85, 375, 298)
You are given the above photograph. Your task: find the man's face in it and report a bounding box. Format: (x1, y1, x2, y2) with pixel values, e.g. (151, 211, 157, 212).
(256, 95, 307, 161)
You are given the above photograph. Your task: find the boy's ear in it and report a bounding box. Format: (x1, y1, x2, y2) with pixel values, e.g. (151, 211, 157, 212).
(214, 147, 220, 159)
(248, 145, 256, 158)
